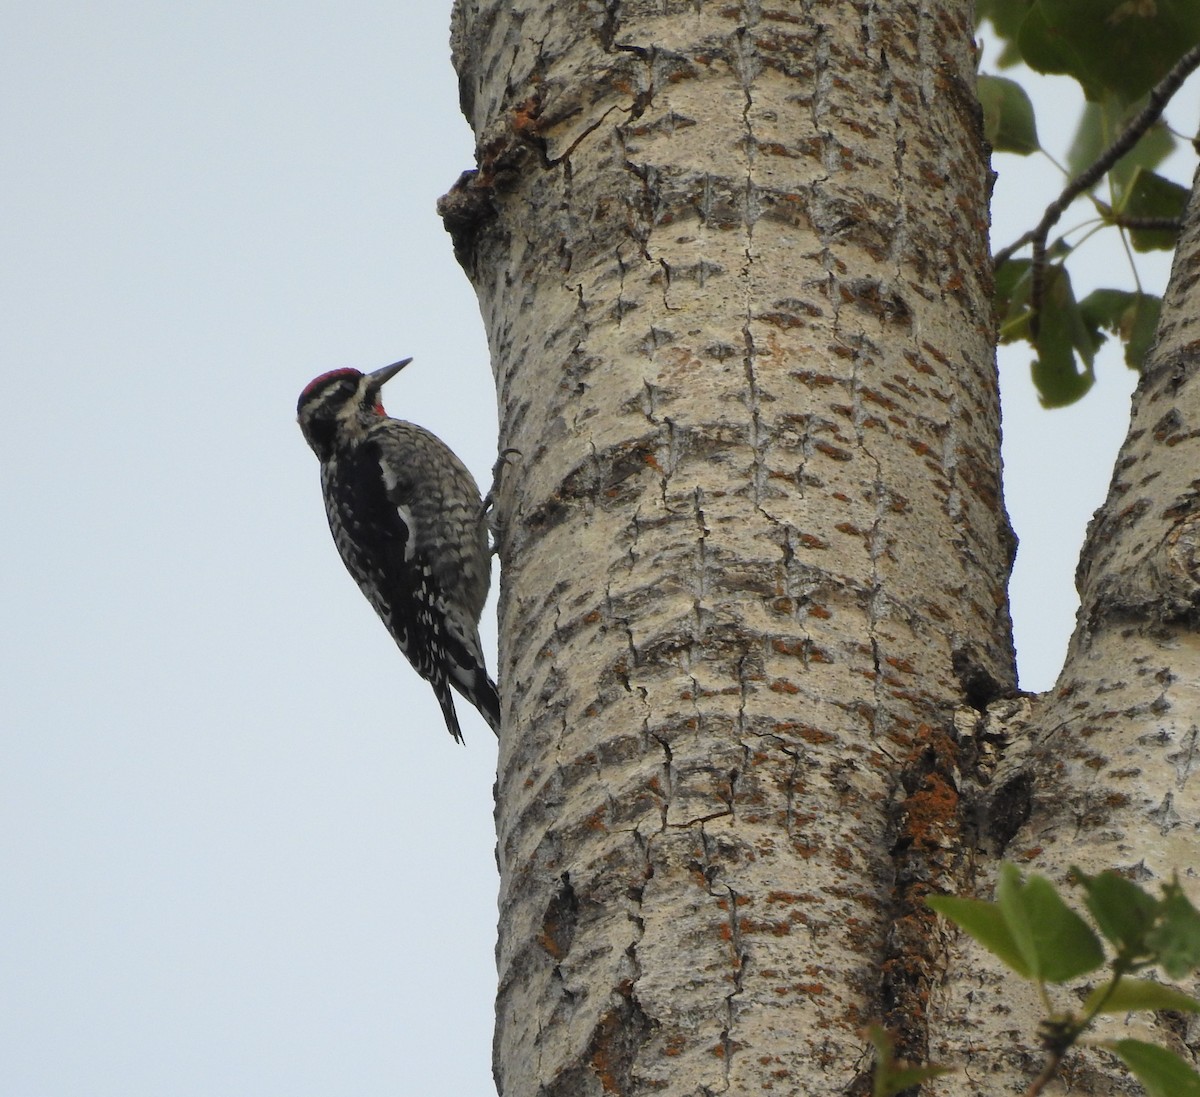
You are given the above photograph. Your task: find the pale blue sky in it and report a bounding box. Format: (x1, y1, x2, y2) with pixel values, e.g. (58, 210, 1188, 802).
(2, 5, 1191, 1095)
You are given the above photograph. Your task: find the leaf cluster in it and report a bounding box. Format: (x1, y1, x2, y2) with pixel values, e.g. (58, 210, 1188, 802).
(920, 864, 1200, 1095)
(974, 1, 1199, 406)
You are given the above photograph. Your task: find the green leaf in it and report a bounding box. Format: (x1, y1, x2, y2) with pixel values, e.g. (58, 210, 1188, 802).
(1031, 357, 1093, 408)
(1019, 0, 1200, 103)
(1066, 98, 1175, 188)
(995, 258, 1033, 343)
(976, 0, 1033, 67)
(1125, 293, 1161, 369)
(1117, 168, 1189, 252)
(1030, 265, 1096, 408)
(978, 75, 1040, 155)
(1077, 291, 1161, 371)
(1086, 977, 1200, 1016)
(1073, 867, 1159, 956)
(1147, 881, 1200, 979)
(1108, 1038, 1200, 1097)
(997, 863, 1105, 982)
(865, 1025, 950, 1097)
(1078, 288, 1131, 352)
(1017, 5, 1080, 89)
(927, 894, 1031, 977)
(879, 1064, 951, 1095)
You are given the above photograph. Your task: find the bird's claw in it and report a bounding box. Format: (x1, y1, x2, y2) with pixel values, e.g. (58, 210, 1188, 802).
(482, 447, 522, 552)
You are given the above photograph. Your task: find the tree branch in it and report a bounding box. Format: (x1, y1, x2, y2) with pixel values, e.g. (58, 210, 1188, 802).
(1109, 215, 1183, 233)
(992, 43, 1200, 332)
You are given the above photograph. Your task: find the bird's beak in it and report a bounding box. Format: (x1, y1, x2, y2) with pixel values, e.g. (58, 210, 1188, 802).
(368, 357, 412, 390)
(364, 357, 413, 405)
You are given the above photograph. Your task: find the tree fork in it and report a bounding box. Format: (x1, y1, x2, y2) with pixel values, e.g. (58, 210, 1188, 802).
(926, 171, 1200, 1094)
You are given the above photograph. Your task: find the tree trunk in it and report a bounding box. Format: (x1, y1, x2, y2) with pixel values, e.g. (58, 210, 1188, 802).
(442, 2, 1198, 1094)
(926, 169, 1200, 1095)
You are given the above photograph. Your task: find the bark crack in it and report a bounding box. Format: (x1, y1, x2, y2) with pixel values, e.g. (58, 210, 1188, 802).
(544, 104, 623, 169)
(733, 23, 773, 520)
(721, 879, 747, 1091)
(807, 21, 840, 317)
(848, 337, 889, 739)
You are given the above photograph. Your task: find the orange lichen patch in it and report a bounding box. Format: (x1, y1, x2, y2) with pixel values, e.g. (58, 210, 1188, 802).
(918, 340, 950, 367)
(888, 688, 933, 707)
(583, 805, 608, 833)
(834, 522, 865, 537)
(886, 728, 917, 752)
(1015, 846, 1044, 862)
(797, 532, 830, 549)
(900, 776, 959, 848)
(766, 891, 807, 905)
(537, 928, 566, 960)
(832, 847, 855, 871)
(741, 916, 793, 937)
(815, 441, 853, 460)
(860, 387, 900, 411)
(791, 369, 840, 387)
(758, 309, 807, 329)
(588, 994, 635, 1093)
(662, 1033, 686, 1057)
(885, 656, 916, 674)
(798, 725, 837, 745)
(769, 678, 801, 694)
(808, 603, 832, 619)
(510, 94, 543, 138)
(901, 350, 937, 376)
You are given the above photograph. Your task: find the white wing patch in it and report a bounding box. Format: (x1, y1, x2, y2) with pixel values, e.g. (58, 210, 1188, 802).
(394, 502, 417, 561)
(379, 458, 418, 562)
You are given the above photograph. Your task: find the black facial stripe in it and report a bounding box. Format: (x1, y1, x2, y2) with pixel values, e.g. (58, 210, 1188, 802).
(297, 374, 361, 418)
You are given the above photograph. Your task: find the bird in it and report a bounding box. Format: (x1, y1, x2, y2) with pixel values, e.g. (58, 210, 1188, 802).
(296, 357, 500, 741)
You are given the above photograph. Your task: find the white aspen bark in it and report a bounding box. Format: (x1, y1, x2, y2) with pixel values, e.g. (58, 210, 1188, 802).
(444, 1, 1014, 1093)
(927, 172, 1200, 1095)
